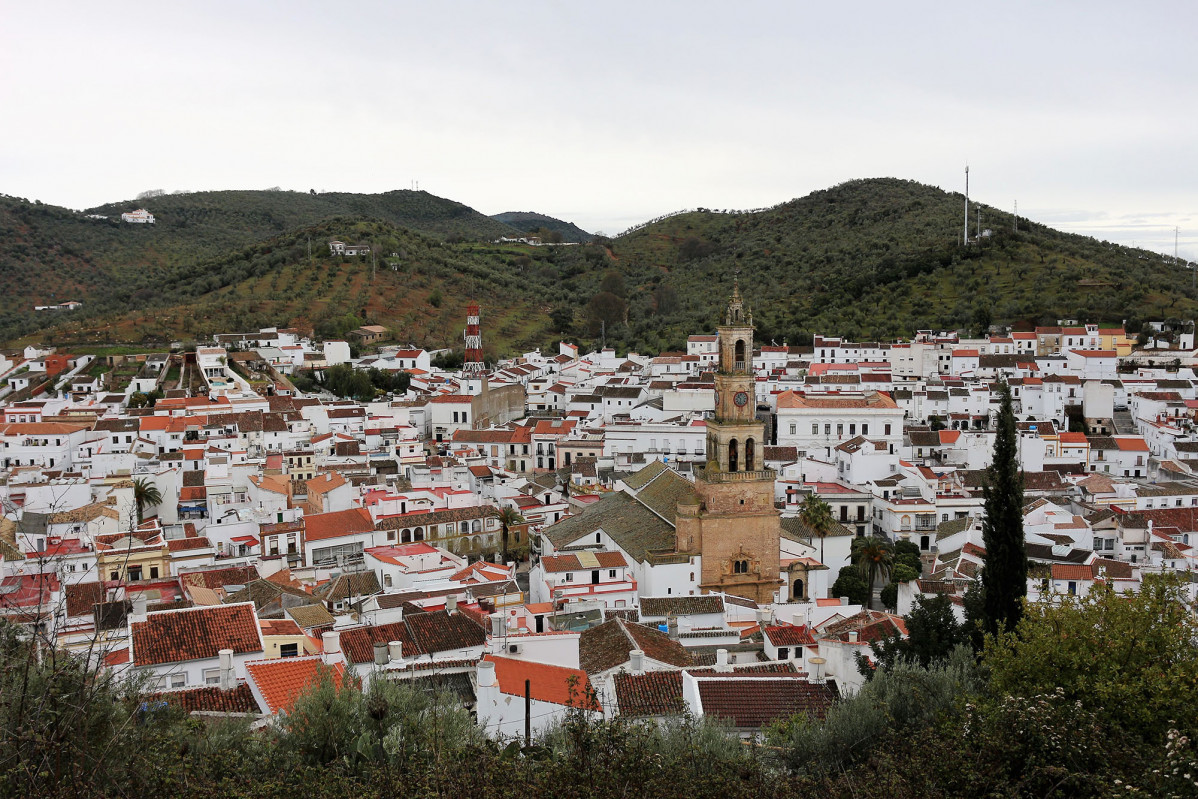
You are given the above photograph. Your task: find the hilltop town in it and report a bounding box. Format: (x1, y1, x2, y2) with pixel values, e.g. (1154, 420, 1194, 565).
(2, 281, 1197, 737)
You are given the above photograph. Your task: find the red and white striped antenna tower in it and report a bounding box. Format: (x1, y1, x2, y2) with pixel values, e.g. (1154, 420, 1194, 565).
(464, 303, 485, 373)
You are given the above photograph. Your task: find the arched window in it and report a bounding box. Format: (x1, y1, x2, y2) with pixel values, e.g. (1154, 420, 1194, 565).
(460, 521, 470, 534)
(745, 438, 756, 471)
(734, 339, 746, 370)
(728, 438, 739, 473)
(401, 529, 411, 543)
(733, 559, 749, 574)
(792, 577, 805, 601)
(414, 526, 424, 541)
(472, 520, 482, 532)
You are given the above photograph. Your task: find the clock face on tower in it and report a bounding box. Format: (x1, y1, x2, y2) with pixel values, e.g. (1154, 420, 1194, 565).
(734, 391, 750, 407)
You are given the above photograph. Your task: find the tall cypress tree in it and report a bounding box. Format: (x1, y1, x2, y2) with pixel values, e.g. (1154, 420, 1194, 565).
(981, 380, 1027, 636)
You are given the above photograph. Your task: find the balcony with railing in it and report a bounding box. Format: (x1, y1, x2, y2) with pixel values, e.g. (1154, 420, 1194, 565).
(695, 467, 776, 483)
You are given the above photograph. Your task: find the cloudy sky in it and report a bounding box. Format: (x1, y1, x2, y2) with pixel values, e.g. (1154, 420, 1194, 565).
(4, 1, 1196, 258)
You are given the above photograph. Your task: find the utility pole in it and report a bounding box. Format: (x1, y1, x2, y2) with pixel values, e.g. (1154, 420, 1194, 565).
(524, 679, 532, 747)
(1013, 200, 1018, 233)
(964, 165, 970, 246)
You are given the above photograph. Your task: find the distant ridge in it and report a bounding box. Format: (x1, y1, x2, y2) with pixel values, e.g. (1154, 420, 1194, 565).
(490, 211, 590, 243)
(2, 178, 1195, 353)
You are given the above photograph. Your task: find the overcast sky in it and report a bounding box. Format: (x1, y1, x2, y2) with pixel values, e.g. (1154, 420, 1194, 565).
(4, 1, 1197, 259)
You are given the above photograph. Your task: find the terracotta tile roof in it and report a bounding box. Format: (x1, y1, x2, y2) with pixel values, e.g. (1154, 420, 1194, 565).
(167, 536, 213, 552)
(245, 657, 345, 714)
(579, 617, 692, 674)
(1051, 563, 1094, 581)
(614, 663, 799, 716)
(64, 580, 107, 618)
(764, 624, 817, 647)
(304, 507, 375, 542)
(544, 491, 675, 563)
(180, 566, 260, 591)
(340, 621, 422, 664)
(639, 595, 724, 617)
(150, 682, 260, 714)
(696, 676, 836, 727)
(613, 670, 687, 716)
(131, 603, 263, 666)
(285, 603, 336, 629)
(405, 609, 486, 654)
(540, 551, 628, 573)
(314, 571, 381, 603)
(484, 654, 599, 709)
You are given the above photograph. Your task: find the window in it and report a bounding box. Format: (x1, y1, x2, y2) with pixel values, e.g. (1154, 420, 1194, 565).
(811, 424, 819, 435)
(168, 673, 186, 689)
(280, 643, 299, 658)
(149, 567, 159, 579)
(203, 668, 221, 685)
(778, 647, 789, 660)
(608, 569, 617, 579)
(824, 424, 831, 436)
(1067, 581, 1077, 595)
(836, 424, 843, 438)
(862, 424, 869, 435)
(564, 573, 574, 582)
(733, 560, 749, 574)
(791, 424, 797, 435)
(885, 424, 892, 435)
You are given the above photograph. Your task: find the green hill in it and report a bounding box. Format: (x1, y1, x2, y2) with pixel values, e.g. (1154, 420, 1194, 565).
(604, 177, 1197, 349)
(490, 211, 591, 243)
(3, 178, 1195, 354)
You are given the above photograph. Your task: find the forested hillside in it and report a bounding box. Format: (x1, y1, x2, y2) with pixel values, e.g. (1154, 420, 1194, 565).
(3, 178, 1195, 353)
(490, 211, 591, 243)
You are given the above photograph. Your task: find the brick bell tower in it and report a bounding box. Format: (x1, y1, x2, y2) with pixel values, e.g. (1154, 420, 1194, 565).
(674, 277, 782, 604)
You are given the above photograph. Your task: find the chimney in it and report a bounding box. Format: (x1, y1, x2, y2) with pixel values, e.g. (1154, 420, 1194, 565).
(714, 648, 732, 673)
(629, 649, 645, 675)
(132, 595, 148, 621)
(373, 641, 389, 666)
(321, 630, 341, 658)
(490, 612, 506, 639)
(388, 640, 404, 665)
(218, 648, 234, 690)
(477, 659, 496, 688)
(667, 616, 679, 640)
(446, 594, 458, 615)
(848, 631, 859, 643)
(839, 596, 850, 606)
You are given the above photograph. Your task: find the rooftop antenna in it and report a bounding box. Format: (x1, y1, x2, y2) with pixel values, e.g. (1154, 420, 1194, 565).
(964, 165, 970, 246)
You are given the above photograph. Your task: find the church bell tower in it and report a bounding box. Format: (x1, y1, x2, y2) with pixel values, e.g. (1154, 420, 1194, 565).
(673, 278, 782, 604)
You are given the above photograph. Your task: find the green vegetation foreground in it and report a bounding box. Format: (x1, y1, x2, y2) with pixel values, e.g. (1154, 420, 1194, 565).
(2, 575, 1197, 798)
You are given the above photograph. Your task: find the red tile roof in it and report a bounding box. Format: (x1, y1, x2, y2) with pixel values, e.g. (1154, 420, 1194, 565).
(764, 624, 817, 647)
(151, 683, 259, 714)
(1051, 563, 1094, 581)
(484, 654, 600, 709)
(303, 507, 375, 542)
(131, 603, 263, 666)
(696, 675, 836, 727)
(245, 657, 345, 714)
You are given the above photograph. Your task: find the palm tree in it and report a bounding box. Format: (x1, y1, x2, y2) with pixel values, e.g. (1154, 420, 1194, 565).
(490, 506, 526, 564)
(851, 535, 895, 610)
(131, 478, 162, 524)
(799, 494, 835, 566)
